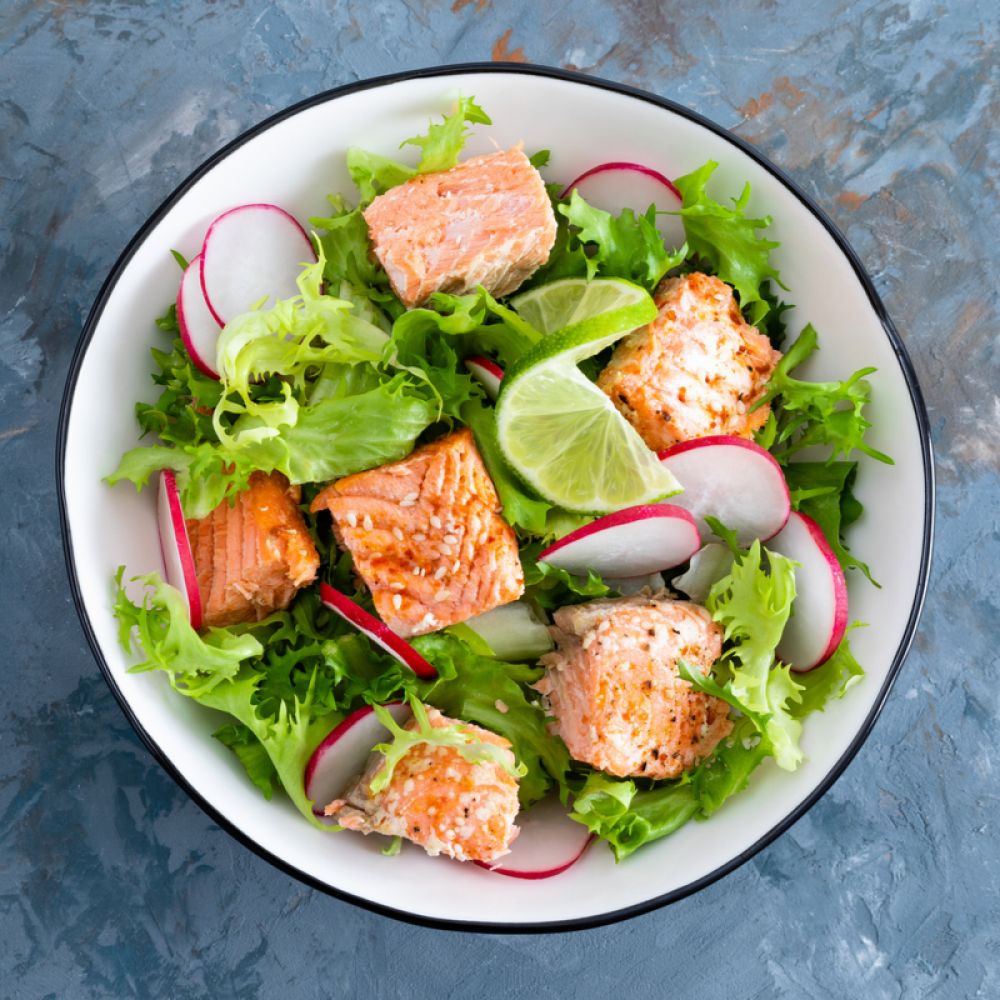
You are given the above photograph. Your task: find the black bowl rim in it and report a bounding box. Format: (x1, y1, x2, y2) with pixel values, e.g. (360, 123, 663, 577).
(56, 61, 935, 934)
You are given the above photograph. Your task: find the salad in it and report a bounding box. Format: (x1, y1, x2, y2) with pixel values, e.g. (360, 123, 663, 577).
(109, 97, 890, 875)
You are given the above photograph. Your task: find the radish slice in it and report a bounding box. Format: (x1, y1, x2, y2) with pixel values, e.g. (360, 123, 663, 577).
(559, 161, 685, 247)
(672, 544, 735, 604)
(659, 436, 791, 546)
(465, 356, 504, 401)
(200, 204, 315, 325)
(538, 504, 699, 578)
(606, 572, 666, 596)
(304, 702, 410, 819)
(476, 794, 593, 879)
(156, 470, 202, 629)
(767, 512, 849, 672)
(319, 583, 437, 679)
(463, 600, 553, 660)
(176, 253, 222, 379)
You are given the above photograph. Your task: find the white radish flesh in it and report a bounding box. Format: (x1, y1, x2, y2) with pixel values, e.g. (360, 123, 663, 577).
(304, 703, 410, 819)
(476, 794, 593, 880)
(156, 470, 203, 629)
(560, 161, 685, 248)
(767, 512, 849, 672)
(538, 504, 699, 578)
(672, 544, 735, 604)
(464, 356, 504, 401)
(463, 600, 553, 660)
(659, 435, 791, 546)
(319, 583, 437, 679)
(200, 204, 315, 325)
(176, 253, 222, 379)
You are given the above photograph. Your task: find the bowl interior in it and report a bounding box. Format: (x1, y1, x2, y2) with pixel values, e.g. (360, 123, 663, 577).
(61, 68, 931, 929)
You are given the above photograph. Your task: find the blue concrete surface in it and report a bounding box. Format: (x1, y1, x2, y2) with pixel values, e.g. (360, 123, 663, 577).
(2, 1, 997, 996)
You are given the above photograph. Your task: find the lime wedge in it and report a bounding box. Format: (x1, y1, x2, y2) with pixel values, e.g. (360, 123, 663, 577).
(511, 277, 653, 338)
(496, 319, 680, 513)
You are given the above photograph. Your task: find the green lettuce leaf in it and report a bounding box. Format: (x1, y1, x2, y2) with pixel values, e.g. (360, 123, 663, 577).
(213, 723, 279, 799)
(756, 324, 893, 466)
(113, 569, 262, 696)
(414, 632, 571, 807)
(402, 95, 491, 174)
(568, 717, 768, 860)
(672, 160, 783, 324)
(345, 147, 416, 205)
(791, 632, 865, 717)
(700, 541, 804, 770)
(551, 189, 686, 290)
(784, 460, 877, 584)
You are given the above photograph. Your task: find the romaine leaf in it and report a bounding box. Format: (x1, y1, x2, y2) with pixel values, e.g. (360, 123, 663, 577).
(672, 161, 783, 324)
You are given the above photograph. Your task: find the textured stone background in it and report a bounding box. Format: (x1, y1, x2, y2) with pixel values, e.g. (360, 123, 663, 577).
(2, 1, 998, 997)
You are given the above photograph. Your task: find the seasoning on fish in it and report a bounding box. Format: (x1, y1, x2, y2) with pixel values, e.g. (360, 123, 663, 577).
(186, 471, 319, 628)
(324, 707, 521, 863)
(310, 428, 524, 637)
(363, 146, 557, 308)
(535, 592, 732, 780)
(597, 272, 782, 451)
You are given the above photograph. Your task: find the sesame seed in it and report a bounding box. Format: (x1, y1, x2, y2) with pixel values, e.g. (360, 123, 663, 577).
(392, 594, 403, 610)
(430, 515, 442, 529)
(392, 527, 404, 541)
(434, 565, 447, 580)
(400, 498, 416, 508)
(440, 544, 453, 556)
(346, 512, 357, 528)
(452, 560, 461, 573)
(363, 514, 373, 531)
(443, 534, 458, 545)
(434, 589, 450, 602)
(403, 492, 418, 502)
(412, 533, 426, 542)
(389, 582, 404, 590)
(495, 699, 508, 714)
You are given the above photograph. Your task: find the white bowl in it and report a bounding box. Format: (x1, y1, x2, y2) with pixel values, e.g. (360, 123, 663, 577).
(58, 65, 933, 931)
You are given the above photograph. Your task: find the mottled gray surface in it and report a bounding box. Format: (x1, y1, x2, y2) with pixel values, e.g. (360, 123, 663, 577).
(2, 1, 997, 997)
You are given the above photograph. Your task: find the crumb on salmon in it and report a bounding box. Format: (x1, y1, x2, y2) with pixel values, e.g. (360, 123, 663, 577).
(535, 592, 732, 780)
(363, 146, 557, 308)
(186, 471, 320, 628)
(597, 272, 782, 450)
(310, 428, 524, 637)
(324, 707, 521, 863)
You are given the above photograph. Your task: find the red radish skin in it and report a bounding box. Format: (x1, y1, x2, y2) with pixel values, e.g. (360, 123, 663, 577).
(176, 253, 221, 380)
(304, 702, 410, 818)
(465, 356, 504, 401)
(199, 204, 315, 326)
(475, 795, 593, 880)
(157, 470, 203, 629)
(767, 511, 849, 672)
(559, 161, 682, 203)
(537, 504, 699, 578)
(658, 435, 791, 546)
(319, 583, 437, 679)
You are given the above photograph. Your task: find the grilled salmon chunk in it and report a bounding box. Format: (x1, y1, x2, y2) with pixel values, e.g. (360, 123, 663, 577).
(186, 472, 320, 628)
(324, 707, 521, 863)
(597, 272, 782, 450)
(535, 593, 732, 780)
(310, 428, 524, 637)
(363, 146, 557, 308)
